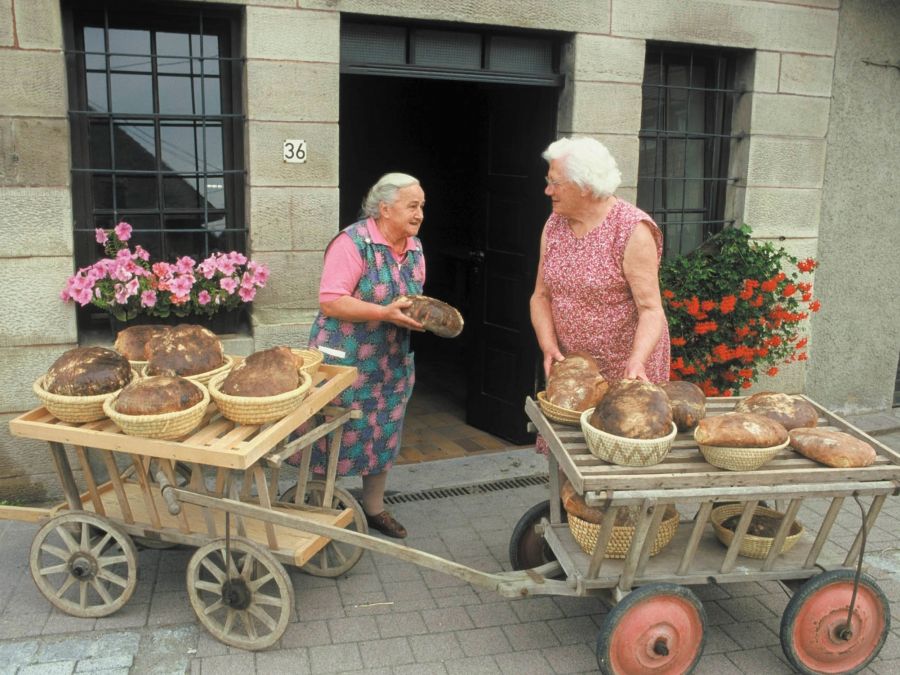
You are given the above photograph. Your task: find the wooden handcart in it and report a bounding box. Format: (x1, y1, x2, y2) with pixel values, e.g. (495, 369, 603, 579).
(521, 395, 900, 674)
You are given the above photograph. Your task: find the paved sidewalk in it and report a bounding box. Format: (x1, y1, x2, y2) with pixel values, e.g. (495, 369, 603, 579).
(1, 420, 899, 674)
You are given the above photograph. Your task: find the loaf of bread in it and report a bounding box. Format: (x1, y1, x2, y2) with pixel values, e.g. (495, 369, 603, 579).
(589, 379, 673, 439)
(660, 381, 706, 431)
(734, 392, 818, 431)
(561, 479, 676, 526)
(694, 412, 788, 448)
(145, 324, 225, 377)
(220, 346, 302, 397)
(397, 295, 464, 338)
(44, 347, 132, 396)
(789, 428, 876, 468)
(114, 376, 204, 415)
(546, 352, 609, 412)
(114, 325, 170, 361)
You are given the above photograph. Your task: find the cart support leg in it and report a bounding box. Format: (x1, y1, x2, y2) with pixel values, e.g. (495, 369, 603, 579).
(49, 442, 82, 513)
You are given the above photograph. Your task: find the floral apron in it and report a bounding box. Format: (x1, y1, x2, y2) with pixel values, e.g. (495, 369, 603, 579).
(306, 221, 425, 476)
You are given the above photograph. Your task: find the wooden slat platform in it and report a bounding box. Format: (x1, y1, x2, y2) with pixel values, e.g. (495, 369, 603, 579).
(528, 395, 900, 497)
(80, 480, 353, 567)
(9, 364, 356, 470)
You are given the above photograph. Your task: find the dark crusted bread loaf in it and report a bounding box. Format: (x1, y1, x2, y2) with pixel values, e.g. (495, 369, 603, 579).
(660, 380, 706, 432)
(694, 412, 788, 448)
(114, 325, 170, 361)
(789, 428, 876, 468)
(546, 351, 609, 412)
(44, 347, 132, 396)
(589, 379, 673, 439)
(397, 295, 464, 338)
(561, 479, 676, 526)
(146, 324, 225, 377)
(734, 392, 818, 431)
(220, 346, 302, 397)
(114, 376, 203, 415)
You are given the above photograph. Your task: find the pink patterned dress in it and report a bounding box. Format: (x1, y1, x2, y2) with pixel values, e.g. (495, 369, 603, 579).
(542, 199, 670, 383)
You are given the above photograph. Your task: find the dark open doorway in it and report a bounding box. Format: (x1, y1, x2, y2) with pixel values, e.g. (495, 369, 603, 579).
(340, 75, 557, 445)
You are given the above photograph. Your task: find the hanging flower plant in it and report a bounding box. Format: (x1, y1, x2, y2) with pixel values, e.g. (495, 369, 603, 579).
(61, 222, 269, 322)
(660, 225, 820, 396)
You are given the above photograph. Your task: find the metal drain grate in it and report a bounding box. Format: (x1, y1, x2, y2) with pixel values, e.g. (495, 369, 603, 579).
(384, 474, 549, 505)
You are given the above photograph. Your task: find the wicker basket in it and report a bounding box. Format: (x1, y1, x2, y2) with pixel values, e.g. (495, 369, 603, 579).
(568, 506, 680, 558)
(103, 380, 210, 440)
(32, 370, 139, 424)
(142, 354, 234, 385)
(696, 437, 789, 471)
(710, 504, 803, 559)
(208, 370, 313, 425)
(580, 410, 677, 466)
(536, 391, 584, 426)
(291, 348, 324, 379)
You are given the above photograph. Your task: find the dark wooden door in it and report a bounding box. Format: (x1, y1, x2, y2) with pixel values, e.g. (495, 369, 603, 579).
(465, 85, 557, 443)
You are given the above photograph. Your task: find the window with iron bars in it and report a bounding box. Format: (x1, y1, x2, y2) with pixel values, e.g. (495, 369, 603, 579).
(637, 44, 742, 259)
(62, 2, 245, 331)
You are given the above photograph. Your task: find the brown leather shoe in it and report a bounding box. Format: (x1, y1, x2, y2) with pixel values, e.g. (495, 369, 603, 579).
(365, 510, 407, 539)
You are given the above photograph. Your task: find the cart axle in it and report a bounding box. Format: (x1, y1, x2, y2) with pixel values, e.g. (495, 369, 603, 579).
(222, 579, 252, 610)
(653, 638, 669, 656)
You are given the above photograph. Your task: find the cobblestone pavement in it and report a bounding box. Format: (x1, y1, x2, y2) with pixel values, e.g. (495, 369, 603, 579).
(1, 421, 898, 674)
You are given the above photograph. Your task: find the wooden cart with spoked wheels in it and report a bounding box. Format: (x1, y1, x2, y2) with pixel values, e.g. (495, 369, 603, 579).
(520, 395, 900, 674)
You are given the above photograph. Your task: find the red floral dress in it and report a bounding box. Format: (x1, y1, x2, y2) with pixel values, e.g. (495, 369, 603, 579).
(541, 199, 670, 383)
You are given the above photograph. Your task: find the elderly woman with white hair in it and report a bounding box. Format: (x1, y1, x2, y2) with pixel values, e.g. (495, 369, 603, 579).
(304, 172, 426, 538)
(530, 137, 670, 384)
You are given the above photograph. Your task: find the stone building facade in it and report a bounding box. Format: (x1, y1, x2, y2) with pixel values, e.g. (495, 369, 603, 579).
(1, 0, 898, 500)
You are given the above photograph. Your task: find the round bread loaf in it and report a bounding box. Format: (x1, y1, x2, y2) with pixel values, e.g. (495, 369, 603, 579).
(734, 392, 818, 430)
(44, 346, 132, 396)
(146, 324, 224, 377)
(694, 412, 788, 448)
(589, 379, 673, 439)
(660, 380, 706, 432)
(546, 351, 609, 412)
(397, 295, 464, 338)
(113, 325, 170, 361)
(561, 479, 676, 526)
(789, 428, 876, 468)
(114, 375, 204, 415)
(220, 346, 302, 397)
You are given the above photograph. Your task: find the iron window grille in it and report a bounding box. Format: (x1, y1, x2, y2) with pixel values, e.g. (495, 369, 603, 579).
(637, 44, 743, 258)
(62, 2, 245, 329)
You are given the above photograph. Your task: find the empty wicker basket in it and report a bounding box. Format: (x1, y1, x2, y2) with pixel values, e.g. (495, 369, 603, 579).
(710, 503, 803, 559)
(103, 380, 210, 440)
(291, 348, 324, 379)
(208, 370, 313, 425)
(580, 409, 677, 467)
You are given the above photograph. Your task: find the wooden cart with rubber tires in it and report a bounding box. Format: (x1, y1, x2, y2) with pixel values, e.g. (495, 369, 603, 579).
(521, 394, 900, 675)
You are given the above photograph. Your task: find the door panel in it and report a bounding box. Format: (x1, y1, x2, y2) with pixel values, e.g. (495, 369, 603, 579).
(466, 85, 556, 443)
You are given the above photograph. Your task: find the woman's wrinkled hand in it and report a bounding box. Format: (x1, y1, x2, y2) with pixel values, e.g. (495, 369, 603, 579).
(383, 297, 425, 331)
(623, 359, 650, 382)
(543, 348, 565, 378)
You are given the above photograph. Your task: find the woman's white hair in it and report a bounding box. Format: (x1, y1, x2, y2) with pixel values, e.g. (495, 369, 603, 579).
(361, 172, 420, 218)
(542, 137, 621, 198)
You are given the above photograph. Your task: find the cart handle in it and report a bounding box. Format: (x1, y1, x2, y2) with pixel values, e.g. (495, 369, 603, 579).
(154, 469, 182, 516)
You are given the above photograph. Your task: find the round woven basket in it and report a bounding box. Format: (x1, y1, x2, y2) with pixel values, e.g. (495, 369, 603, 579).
(696, 437, 789, 471)
(103, 380, 210, 440)
(208, 370, 313, 425)
(33, 370, 139, 423)
(536, 391, 584, 426)
(568, 507, 680, 559)
(142, 354, 234, 385)
(580, 410, 677, 467)
(291, 348, 324, 379)
(710, 504, 803, 559)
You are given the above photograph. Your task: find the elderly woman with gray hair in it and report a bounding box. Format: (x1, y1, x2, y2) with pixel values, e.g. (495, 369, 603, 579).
(530, 137, 670, 385)
(305, 172, 426, 538)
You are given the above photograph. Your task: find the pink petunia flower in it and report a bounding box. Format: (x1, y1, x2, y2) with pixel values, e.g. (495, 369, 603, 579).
(198, 290, 211, 305)
(141, 290, 157, 307)
(220, 277, 237, 294)
(114, 221, 132, 242)
(95, 228, 108, 244)
(238, 285, 256, 302)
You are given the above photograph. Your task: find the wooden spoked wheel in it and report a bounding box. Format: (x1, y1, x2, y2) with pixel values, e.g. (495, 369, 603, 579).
(508, 500, 563, 571)
(186, 537, 293, 650)
(29, 512, 138, 618)
(280, 480, 367, 578)
(781, 570, 890, 674)
(596, 583, 706, 675)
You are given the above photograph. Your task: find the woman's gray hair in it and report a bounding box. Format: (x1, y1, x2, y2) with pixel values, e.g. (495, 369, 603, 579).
(542, 137, 621, 198)
(361, 173, 420, 219)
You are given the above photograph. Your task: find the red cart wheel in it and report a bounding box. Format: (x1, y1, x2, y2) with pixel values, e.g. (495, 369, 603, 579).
(781, 569, 890, 674)
(597, 583, 706, 675)
(508, 500, 564, 571)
